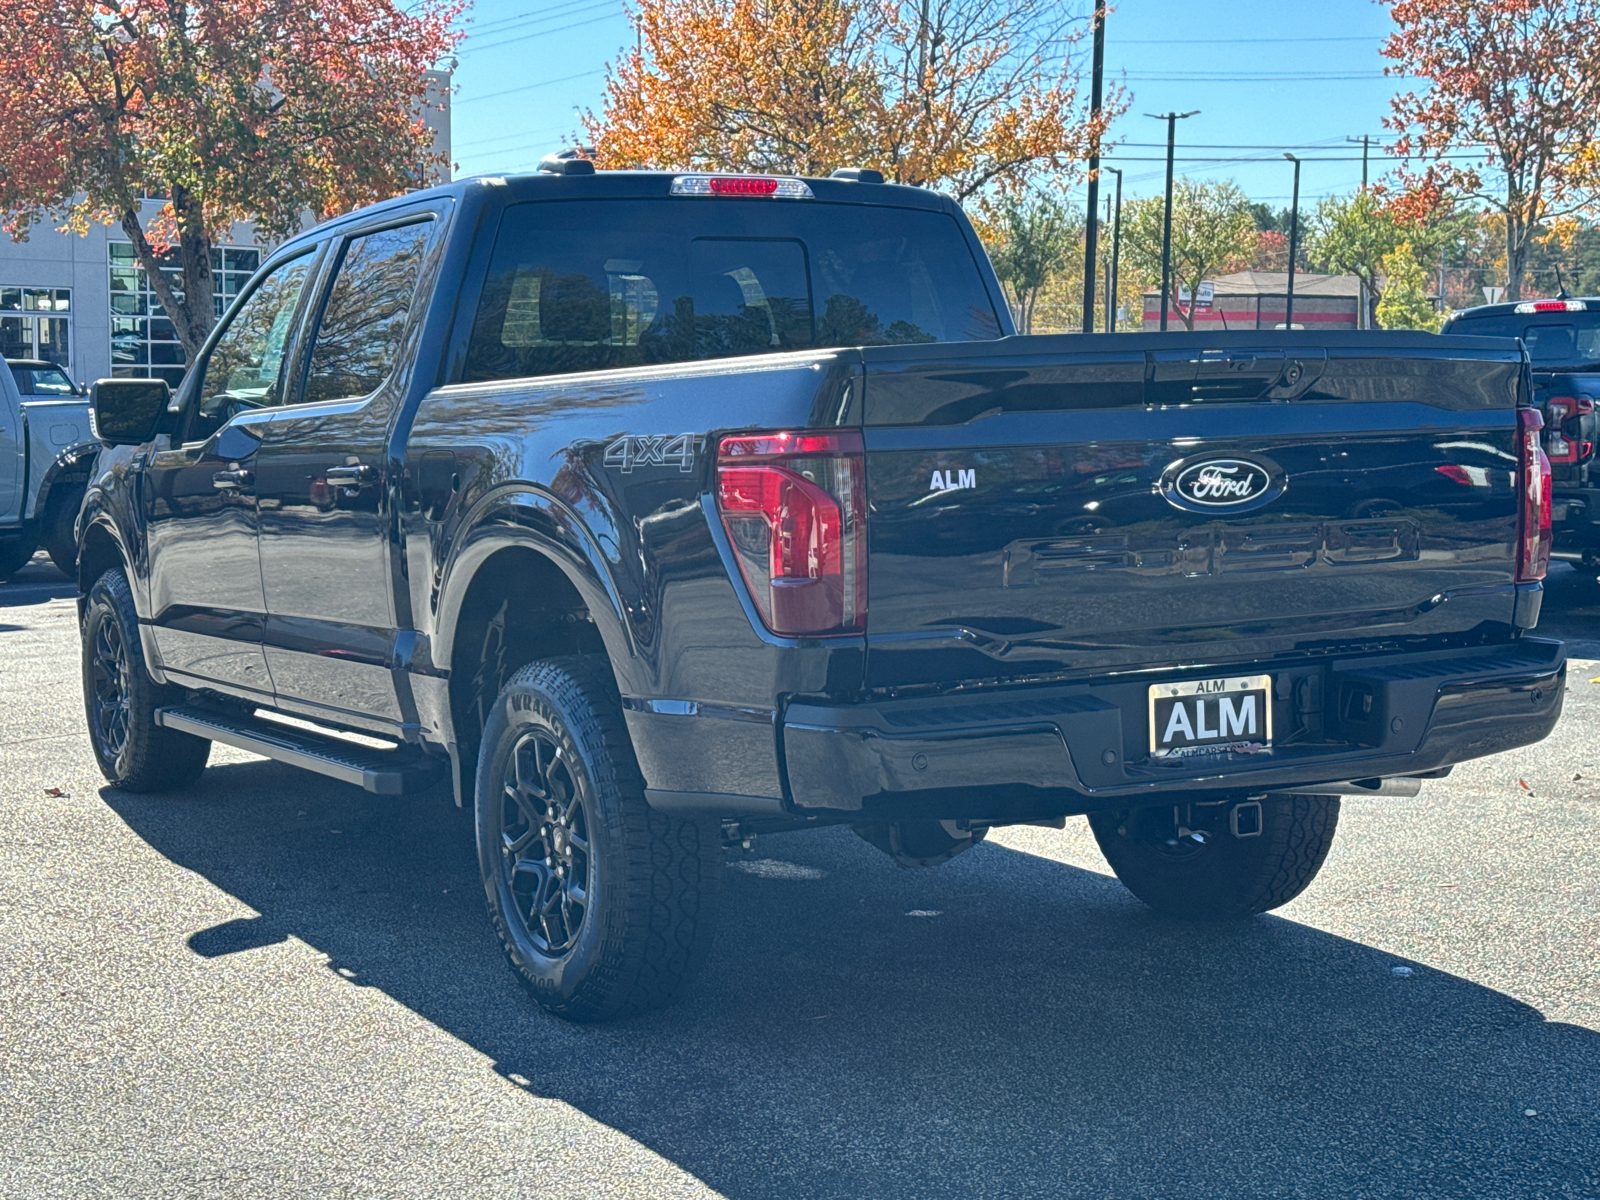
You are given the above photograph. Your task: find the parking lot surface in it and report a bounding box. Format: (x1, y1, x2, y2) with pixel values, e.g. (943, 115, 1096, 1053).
(2, 552, 1598, 1199)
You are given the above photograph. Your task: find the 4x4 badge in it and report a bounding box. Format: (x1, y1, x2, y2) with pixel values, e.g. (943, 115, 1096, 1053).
(603, 434, 701, 474)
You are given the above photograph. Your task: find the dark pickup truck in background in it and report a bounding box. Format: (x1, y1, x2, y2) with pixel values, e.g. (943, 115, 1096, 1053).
(77, 166, 1564, 1021)
(1443, 298, 1600, 565)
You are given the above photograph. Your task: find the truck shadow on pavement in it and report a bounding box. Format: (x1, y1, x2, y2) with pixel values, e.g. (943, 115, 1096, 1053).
(103, 761, 1600, 1200)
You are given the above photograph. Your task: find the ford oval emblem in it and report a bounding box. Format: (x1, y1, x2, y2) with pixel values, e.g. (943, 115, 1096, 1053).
(1158, 454, 1285, 514)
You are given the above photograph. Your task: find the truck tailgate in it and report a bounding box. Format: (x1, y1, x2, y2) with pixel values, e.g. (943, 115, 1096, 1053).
(861, 332, 1528, 690)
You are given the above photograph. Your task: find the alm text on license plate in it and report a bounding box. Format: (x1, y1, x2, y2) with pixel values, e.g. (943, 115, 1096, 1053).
(1148, 674, 1273, 758)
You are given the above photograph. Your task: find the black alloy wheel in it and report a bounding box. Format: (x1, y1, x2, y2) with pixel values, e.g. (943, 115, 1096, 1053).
(475, 657, 721, 1022)
(88, 610, 134, 763)
(79, 567, 210, 792)
(498, 728, 592, 956)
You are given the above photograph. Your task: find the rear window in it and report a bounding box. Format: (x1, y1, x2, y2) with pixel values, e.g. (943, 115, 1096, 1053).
(462, 199, 1001, 383)
(10, 364, 75, 395)
(1444, 312, 1600, 367)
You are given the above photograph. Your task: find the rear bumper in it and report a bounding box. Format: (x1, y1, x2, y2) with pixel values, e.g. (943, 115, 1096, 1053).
(781, 638, 1565, 815)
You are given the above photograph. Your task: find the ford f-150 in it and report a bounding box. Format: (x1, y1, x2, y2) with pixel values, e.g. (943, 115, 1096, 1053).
(76, 163, 1565, 1021)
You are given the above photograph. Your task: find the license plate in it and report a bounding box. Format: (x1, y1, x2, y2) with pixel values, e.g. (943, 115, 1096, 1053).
(1148, 674, 1272, 758)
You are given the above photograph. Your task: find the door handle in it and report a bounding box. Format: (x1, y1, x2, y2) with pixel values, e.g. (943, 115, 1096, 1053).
(212, 468, 253, 489)
(324, 464, 377, 487)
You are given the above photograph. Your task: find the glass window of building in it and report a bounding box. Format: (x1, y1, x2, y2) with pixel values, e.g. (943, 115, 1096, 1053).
(0, 287, 72, 368)
(108, 243, 261, 387)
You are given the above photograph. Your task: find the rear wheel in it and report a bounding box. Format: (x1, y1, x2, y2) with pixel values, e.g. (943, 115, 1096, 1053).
(475, 657, 721, 1022)
(81, 567, 210, 792)
(1088, 794, 1340, 920)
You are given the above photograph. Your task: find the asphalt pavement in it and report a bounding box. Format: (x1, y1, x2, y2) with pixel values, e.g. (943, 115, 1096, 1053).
(2, 551, 1597, 1199)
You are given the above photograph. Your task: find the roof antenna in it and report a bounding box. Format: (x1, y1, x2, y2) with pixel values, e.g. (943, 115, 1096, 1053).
(1555, 265, 1572, 299)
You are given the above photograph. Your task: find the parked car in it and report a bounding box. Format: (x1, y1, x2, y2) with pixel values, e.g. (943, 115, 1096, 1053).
(1442, 297, 1600, 566)
(77, 165, 1564, 1022)
(0, 357, 99, 579)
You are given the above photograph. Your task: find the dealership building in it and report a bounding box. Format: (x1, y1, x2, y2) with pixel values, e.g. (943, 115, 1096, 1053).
(0, 73, 450, 390)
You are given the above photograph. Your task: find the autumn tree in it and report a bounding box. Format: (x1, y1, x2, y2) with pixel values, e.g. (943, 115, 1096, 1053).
(0, 0, 460, 362)
(1382, 0, 1600, 300)
(584, 0, 1121, 202)
(987, 192, 1081, 333)
(1375, 242, 1443, 331)
(1122, 180, 1256, 331)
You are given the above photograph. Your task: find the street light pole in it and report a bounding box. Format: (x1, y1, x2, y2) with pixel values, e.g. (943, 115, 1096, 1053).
(1284, 152, 1302, 329)
(1105, 166, 1123, 333)
(1148, 111, 1199, 332)
(1080, 0, 1107, 332)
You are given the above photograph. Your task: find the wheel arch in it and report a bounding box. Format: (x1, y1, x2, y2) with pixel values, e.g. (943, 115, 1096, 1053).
(433, 488, 638, 802)
(38, 440, 101, 508)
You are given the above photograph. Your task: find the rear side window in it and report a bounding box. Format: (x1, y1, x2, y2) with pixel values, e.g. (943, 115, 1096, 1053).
(463, 199, 1000, 382)
(1446, 313, 1600, 366)
(301, 220, 433, 404)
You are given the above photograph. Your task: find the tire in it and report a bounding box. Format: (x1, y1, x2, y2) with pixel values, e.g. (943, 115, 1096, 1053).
(1088, 794, 1340, 920)
(0, 535, 35, 582)
(43, 481, 86, 577)
(81, 567, 211, 792)
(474, 656, 721, 1022)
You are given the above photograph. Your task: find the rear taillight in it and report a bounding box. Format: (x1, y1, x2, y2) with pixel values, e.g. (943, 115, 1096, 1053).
(1517, 407, 1553, 582)
(715, 429, 866, 636)
(1544, 395, 1594, 463)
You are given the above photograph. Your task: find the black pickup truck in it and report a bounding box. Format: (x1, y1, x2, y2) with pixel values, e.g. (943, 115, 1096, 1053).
(78, 166, 1564, 1021)
(1443, 297, 1600, 565)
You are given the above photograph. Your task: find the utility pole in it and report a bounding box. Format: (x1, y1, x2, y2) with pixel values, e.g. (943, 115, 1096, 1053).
(1148, 110, 1199, 332)
(1346, 135, 1370, 189)
(1105, 166, 1123, 333)
(1284, 153, 1302, 328)
(1080, 0, 1107, 333)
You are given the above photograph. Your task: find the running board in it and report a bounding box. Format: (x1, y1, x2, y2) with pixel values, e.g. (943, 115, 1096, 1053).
(155, 706, 444, 795)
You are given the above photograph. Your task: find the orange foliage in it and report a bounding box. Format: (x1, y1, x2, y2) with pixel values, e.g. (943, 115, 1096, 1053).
(1382, 0, 1600, 298)
(0, 0, 462, 355)
(584, 0, 1121, 202)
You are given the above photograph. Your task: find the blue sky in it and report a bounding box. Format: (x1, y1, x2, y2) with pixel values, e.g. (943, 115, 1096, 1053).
(448, 0, 1410, 209)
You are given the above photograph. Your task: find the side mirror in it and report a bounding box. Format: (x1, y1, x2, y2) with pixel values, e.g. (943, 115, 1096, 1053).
(90, 378, 171, 446)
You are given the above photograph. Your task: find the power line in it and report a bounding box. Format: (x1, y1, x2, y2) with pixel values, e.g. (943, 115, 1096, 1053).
(455, 69, 605, 105)
(455, 125, 580, 151)
(466, 0, 611, 36)
(1117, 35, 1382, 44)
(460, 6, 626, 55)
(1122, 71, 1400, 82)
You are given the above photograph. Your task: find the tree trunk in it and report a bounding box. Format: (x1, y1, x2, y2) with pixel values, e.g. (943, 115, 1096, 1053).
(1175, 283, 1195, 331)
(118, 192, 216, 366)
(1504, 210, 1529, 302)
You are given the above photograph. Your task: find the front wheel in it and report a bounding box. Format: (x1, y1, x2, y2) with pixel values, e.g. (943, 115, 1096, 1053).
(1088, 795, 1340, 920)
(0, 535, 35, 582)
(81, 568, 211, 792)
(43, 481, 86, 576)
(475, 657, 721, 1022)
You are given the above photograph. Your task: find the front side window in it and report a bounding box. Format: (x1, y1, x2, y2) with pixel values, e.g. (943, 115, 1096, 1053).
(301, 221, 433, 405)
(195, 253, 313, 422)
(464, 200, 1000, 383)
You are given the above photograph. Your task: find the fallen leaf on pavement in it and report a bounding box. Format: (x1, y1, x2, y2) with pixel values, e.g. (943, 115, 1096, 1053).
(1518, 779, 1530, 790)
(43, 788, 66, 798)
